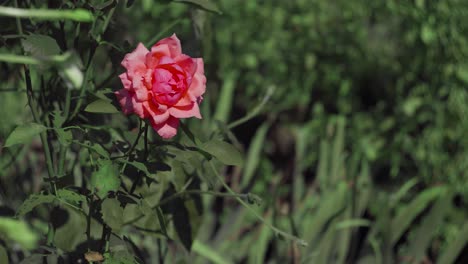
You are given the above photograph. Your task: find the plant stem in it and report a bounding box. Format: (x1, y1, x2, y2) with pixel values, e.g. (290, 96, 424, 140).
(86, 197, 93, 251)
(129, 123, 148, 194)
(227, 85, 275, 129)
(15, 0, 56, 193)
(208, 161, 308, 247)
(124, 189, 255, 225)
(69, 46, 96, 120)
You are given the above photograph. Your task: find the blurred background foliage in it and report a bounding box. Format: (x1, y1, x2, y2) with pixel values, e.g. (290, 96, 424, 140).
(1, 0, 468, 263)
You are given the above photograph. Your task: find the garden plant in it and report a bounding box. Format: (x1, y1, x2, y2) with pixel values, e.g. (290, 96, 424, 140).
(1, 0, 468, 263)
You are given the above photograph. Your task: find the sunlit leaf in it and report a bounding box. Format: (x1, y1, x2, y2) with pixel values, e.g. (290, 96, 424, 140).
(0, 217, 39, 249)
(90, 160, 121, 198)
(0, 6, 94, 22)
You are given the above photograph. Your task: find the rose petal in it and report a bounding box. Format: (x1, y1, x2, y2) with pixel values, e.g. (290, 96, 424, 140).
(158, 56, 176, 66)
(132, 97, 145, 118)
(115, 89, 134, 115)
(188, 58, 206, 98)
(121, 43, 149, 75)
(119, 73, 132, 90)
(134, 85, 149, 101)
(169, 102, 201, 119)
(149, 44, 171, 65)
(144, 101, 170, 125)
(151, 116, 180, 139)
(153, 68, 173, 85)
(174, 93, 193, 107)
(155, 34, 182, 58)
(175, 54, 197, 77)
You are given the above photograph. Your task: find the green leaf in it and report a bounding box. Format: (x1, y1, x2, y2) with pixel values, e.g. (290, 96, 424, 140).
(89, 143, 110, 158)
(85, 99, 119, 114)
(16, 193, 55, 217)
(248, 222, 272, 264)
(420, 24, 437, 44)
(51, 110, 66, 128)
(21, 34, 60, 58)
(407, 194, 451, 263)
(213, 71, 238, 122)
(20, 254, 44, 264)
(242, 123, 269, 187)
(124, 161, 153, 177)
(56, 128, 72, 146)
(53, 208, 89, 252)
(0, 6, 94, 22)
(334, 219, 371, 230)
(437, 221, 468, 264)
(192, 240, 233, 264)
(0, 217, 39, 249)
(90, 160, 121, 198)
(103, 251, 139, 264)
(101, 198, 124, 232)
(200, 140, 243, 166)
(162, 182, 203, 251)
(390, 186, 446, 245)
(456, 64, 468, 84)
(59, 53, 83, 89)
(56, 189, 86, 204)
(390, 178, 419, 207)
(0, 245, 8, 264)
(4, 123, 47, 147)
(173, 0, 222, 14)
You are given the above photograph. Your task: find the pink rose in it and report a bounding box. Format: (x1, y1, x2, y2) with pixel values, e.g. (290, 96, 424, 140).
(115, 34, 206, 139)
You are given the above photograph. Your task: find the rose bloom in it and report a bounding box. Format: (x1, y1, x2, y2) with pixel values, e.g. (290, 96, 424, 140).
(115, 34, 206, 138)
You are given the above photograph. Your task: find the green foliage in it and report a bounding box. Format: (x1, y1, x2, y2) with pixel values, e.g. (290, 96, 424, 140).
(85, 99, 120, 114)
(21, 34, 61, 58)
(4, 123, 47, 147)
(0, 217, 39, 250)
(101, 198, 124, 232)
(0, 6, 94, 22)
(174, 0, 222, 14)
(90, 160, 120, 198)
(0, 246, 7, 264)
(1, 0, 467, 263)
(201, 139, 243, 166)
(16, 193, 55, 217)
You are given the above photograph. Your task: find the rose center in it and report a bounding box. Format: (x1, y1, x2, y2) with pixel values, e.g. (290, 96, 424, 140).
(152, 64, 188, 106)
